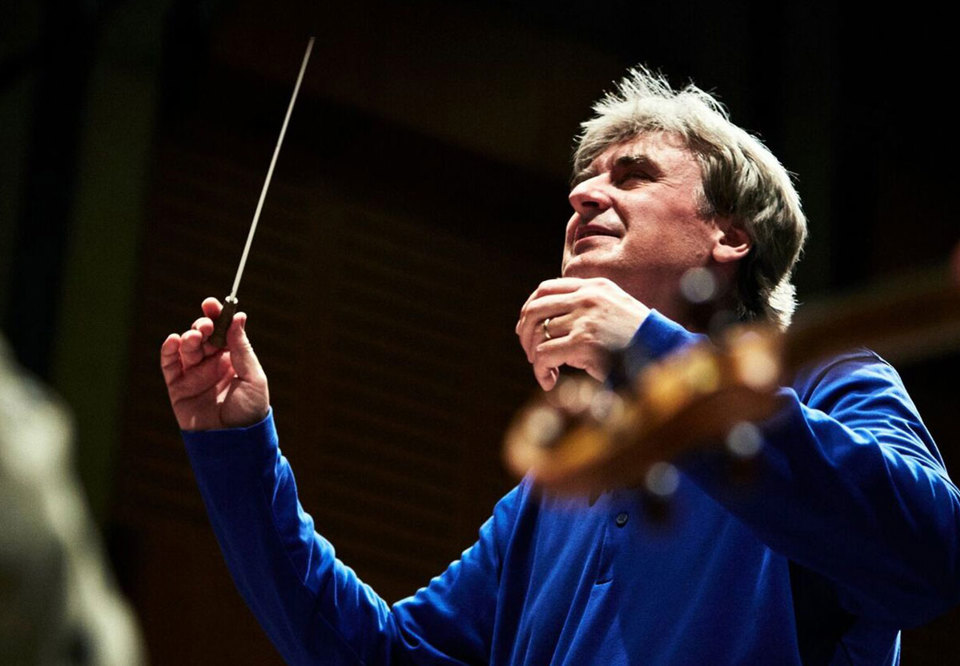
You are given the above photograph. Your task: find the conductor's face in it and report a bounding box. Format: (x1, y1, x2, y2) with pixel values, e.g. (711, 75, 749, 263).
(561, 132, 726, 319)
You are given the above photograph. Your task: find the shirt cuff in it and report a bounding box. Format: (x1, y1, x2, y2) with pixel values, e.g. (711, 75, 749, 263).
(182, 408, 278, 468)
(623, 310, 703, 377)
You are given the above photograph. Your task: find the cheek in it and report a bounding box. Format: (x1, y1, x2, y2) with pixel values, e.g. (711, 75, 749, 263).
(560, 217, 576, 259)
(563, 215, 578, 243)
(681, 219, 720, 259)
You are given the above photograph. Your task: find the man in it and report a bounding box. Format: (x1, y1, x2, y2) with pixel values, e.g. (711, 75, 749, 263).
(161, 67, 960, 663)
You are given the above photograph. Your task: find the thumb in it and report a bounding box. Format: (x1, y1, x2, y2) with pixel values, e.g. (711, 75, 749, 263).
(226, 313, 263, 380)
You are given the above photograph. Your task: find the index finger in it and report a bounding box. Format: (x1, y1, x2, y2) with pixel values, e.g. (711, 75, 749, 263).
(201, 297, 223, 320)
(517, 278, 584, 334)
(160, 333, 183, 385)
(522, 278, 584, 308)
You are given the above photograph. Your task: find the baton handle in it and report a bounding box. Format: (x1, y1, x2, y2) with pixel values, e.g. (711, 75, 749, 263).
(208, 296, 239, 348)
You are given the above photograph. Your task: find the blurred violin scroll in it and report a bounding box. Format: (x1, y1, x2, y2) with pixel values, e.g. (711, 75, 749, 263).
(504, 246, 960, 498)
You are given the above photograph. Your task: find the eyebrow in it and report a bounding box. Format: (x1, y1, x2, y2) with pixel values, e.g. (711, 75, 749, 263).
(612, 153, 664, 178)
(570, 152, 664, 188)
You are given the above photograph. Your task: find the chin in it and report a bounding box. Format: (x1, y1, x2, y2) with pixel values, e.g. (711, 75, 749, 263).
(561, 259, 608, 280)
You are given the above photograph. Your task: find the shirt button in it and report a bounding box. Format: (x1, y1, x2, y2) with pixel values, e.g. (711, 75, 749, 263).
(615, 512, 629, 527)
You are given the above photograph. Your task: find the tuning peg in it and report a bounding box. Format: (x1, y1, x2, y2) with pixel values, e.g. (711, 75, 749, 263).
(725, 421, 763, 458)
(679, 266, 739, 334)
(644, 461, 681, 497)
(639, 461, 680, 523)
(679, 267, 718, 303)
(724, 420, 764, 484)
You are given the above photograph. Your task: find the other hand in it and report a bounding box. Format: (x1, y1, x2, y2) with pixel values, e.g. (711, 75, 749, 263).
(160, 297, 270, 430)
(516, 277, 650, 391)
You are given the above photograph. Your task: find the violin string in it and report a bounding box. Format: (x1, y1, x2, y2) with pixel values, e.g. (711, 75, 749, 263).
(229, 36, 315, 299)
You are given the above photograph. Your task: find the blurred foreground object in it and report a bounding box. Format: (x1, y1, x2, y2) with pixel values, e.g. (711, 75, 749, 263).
(0, 339, 144, 665)
(506, 261, 960, 496)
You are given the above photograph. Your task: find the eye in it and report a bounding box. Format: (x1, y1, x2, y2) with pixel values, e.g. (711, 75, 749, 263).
(615, 169, 651, 186)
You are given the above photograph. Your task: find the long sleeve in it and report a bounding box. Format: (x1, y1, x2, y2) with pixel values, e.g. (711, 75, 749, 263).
(631, 311, 960, 628)
(183, 412, 518, 665)
(180, 311, 960, 665)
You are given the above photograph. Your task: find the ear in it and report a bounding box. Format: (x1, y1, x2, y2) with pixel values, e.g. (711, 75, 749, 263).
(711, 219, 751, 264)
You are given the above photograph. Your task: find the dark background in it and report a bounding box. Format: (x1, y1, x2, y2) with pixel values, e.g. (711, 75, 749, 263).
(2, 0, 958, 663)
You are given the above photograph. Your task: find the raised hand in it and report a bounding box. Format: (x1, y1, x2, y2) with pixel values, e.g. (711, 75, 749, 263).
(516, 277, 650, 391)
(160, 297, 270, 431)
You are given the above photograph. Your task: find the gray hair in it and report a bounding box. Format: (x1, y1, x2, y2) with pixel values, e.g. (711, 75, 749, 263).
(573, 66, 807, 329)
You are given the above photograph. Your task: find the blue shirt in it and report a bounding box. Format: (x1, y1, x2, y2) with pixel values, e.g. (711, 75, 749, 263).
(183, 311, 960, 664)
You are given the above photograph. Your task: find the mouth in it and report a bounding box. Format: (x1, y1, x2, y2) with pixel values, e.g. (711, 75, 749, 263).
(574, 223, 621, 244)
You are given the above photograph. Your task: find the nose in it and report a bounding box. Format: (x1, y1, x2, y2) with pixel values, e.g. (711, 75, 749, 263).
(568, 175, 612, 217)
